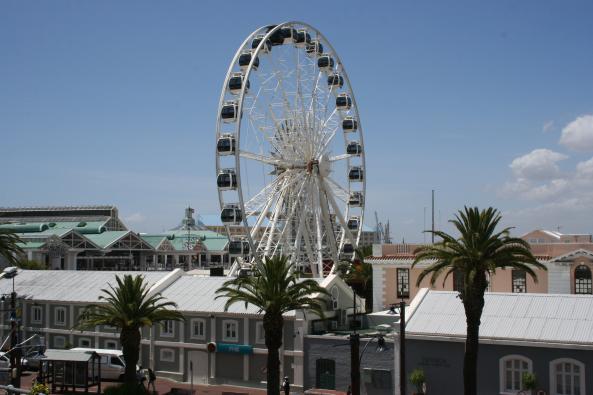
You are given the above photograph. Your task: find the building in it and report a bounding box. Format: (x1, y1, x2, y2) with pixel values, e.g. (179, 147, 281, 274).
(304, 334, 394, 395)
(0, 206, 231, 270)
(401, 289, 593, 395)
(0, 269, 362, 391)
(368, 230, 593, 312)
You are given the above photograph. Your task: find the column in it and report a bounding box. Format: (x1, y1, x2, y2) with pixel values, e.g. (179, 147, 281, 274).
(243, 317, 249, 381)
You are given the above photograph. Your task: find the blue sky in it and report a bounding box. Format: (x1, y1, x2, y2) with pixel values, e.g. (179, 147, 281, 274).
(1, 0, 592, 240)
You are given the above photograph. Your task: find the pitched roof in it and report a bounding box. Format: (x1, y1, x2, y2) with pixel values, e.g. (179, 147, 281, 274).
(160, 275, 325, 316)
(406, 290, 593, 348)
(0, 270, 170, 303)
(85, 231, 130, 248)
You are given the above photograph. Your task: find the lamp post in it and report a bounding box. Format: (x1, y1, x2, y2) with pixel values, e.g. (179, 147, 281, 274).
(1, 267, 21, 388)
(399, 284, 406, 395)
(350, 288, 360, 395)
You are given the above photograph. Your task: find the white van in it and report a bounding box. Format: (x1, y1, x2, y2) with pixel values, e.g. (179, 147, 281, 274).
(71, 348, 126, 381)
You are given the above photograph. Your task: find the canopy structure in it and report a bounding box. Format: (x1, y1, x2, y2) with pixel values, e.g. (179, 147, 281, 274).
(36, 349, 101, 394)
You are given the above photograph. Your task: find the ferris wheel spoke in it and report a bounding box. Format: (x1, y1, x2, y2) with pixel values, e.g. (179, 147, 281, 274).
(316, 123, 340, 158)
(329, 153, 353, 162)
(271, 175, 308, 256)
(321, 178, 357, 244)
(316, 176, 339, 268)
(243, 174, 285, 216)
(239, 150, 285, 167)
(325, 176, 350, 203)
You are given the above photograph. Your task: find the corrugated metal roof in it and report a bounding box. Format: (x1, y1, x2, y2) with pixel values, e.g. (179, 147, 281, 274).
(160, 275, 323, 315)
(0, 270, 170, 302)
(406, 290, 593, 346)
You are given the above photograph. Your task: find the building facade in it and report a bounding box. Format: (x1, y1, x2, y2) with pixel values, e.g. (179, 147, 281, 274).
(0, 269, 361, 390)
(0, 206, 231, 271)
(368, 230, 593, 312)
(400, 289, 593, 395)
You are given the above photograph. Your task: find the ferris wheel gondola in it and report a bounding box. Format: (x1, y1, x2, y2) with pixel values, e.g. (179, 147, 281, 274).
(215, 22, 366, 277)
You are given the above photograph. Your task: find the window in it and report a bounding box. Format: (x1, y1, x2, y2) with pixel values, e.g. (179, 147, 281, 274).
(222, 320, 238, 342)
(160, 348, 175, 362)
(55, 307, 66, 326)
(575, 265, 592, 294)
(550, 358, 585, 395)
(512, 270, 527, 293)
(105, 340, 118, 350)
(190, 318, 206, 340)
(32, 306, 42, 324)
(397, 269, 410, 298)
(161, 320, 174, 337)
(78, 338, 91, 348)
(453, 270, 464, 293)
(255, 322, 265, 344)
(499, 355, 532, 394)
(110, 356, 124, 366)
(54, 336, 66, 349)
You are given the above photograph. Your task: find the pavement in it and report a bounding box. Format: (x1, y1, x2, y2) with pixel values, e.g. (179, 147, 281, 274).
(18, 371, 269, 394)
(18, 371, 348, 394)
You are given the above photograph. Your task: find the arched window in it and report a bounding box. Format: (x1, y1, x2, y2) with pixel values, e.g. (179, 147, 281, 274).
(574, 265, 592, 294)
(550, 358, 585, 395)
(499, 355, 532, 394)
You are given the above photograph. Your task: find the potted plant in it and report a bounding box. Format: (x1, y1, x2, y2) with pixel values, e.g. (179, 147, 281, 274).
(409, 368, 426, 395)
(522, 372, 537, 394)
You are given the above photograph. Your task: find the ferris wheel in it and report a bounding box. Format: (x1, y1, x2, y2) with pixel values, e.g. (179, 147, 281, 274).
(215, 22, 366, 277)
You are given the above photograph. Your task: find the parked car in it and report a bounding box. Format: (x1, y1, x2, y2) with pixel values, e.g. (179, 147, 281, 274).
(0, 352, 28, 370)
(71, 348, 127, 381)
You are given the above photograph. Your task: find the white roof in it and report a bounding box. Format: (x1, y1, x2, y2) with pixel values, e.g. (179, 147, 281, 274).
(160, 275, 325, 316)
(0, 270, 170, 303)
(406, 290, 593, 348)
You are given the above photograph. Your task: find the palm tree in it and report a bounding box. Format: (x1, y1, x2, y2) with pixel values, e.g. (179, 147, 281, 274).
(76, 274, 184, 383)
(339, 246, 373, 311)
(0, 229, 24, 266)
(216, 256, 328, 395)
(412, 207, 545, 395)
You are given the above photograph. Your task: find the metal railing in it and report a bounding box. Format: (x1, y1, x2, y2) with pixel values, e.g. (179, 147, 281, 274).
(0, 384, 44, 395)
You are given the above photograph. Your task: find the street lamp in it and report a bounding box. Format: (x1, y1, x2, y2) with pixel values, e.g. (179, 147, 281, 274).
(1, 267, 21, 388)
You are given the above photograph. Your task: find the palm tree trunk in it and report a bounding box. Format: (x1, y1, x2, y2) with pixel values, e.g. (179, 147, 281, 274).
(121, 326, 141, 383)
(264, 312, 284, 395)
(463, 290, 485, 395)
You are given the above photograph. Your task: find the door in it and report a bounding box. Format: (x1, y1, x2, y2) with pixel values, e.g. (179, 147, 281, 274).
(187, 351, 209, 384)
(315, 358, 336, 389)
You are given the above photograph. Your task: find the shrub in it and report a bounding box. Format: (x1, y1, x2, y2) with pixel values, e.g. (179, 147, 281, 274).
(409, 368, 426, 393)
(29, 382, 49, 395)
(523, 372, 537, 390)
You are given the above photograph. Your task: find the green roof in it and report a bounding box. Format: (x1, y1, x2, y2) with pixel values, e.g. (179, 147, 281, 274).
(85, 231, 129, 248)
(167, 230, 228, 252)
(16, 241, 46, 249)
(0, 220, 107, 235)
(140, 235, 168, 249)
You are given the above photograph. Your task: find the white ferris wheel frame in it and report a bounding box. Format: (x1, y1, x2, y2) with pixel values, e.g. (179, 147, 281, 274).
(215, 21, 366, 277)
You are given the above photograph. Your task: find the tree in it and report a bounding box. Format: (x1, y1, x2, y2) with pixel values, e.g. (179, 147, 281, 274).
(216, 256, 328, 395)
(339, 246, 373, 311)
(76, 275, 183, 384)
(412, 207, 545, 395)
(0, 229, 24, 266)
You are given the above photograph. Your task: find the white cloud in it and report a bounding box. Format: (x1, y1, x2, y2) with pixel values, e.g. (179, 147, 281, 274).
(542, 120, 554, 133)
(576, 157, 593, 178)
(559, 115, 593, 152)
(124, 212, 146, 223)
(509, 148, 567, 180)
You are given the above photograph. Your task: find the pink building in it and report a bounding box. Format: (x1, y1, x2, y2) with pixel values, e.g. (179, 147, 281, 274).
(367, 230, 593, 312)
